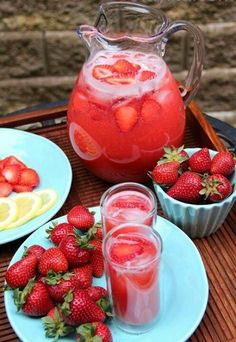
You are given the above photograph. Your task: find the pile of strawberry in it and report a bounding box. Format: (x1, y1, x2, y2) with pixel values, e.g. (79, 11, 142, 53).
(92, 58, 156, 85)
(151, 146, 235, 204)
(0, 155, 40, 197)
(4, 205, 113, 342)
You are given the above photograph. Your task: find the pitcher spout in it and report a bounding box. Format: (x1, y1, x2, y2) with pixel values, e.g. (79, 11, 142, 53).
(77, 25, 98, 49)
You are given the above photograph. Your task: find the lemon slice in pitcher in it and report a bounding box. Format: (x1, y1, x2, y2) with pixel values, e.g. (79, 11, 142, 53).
(34, 188, 58, 216)
(0, 198, 18, 230)
(6, 192, 43, 229)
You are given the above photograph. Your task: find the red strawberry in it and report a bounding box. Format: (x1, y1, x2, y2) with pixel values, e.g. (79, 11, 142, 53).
(167, 171, 203, 203)
(151, 161, 180, 186)
(42, 306, 73, 340)
(59, 235, 91, 268)
(89, 240, 104, 277)
(1, 165, 21, 184)
(76, 322, 112, 342)
(114, 106, 138, 132)
(160, 145, 189, 172)
(201, 174, 233, 202)
(71, 264, 93, 289)
(18, 168, 40, 188)
(85, 286, 108, 302)
(13, 185, 33, 192)
(67, 205, 95, 231)
(61, 289, 106, 326)
(14, 279, 54, 317)
(210, 151, 235, 176)
(92, 65, 115, 80)
(105, 75, 135, 85)
(24, 244, 46, 261)
(45, 271, 76, 303)
(139, 70, 156, 81)
(110, 241, 143, 263)
(0, 182, 13, 197)
(39, 247, 68, 276)
(141, 99, 161, 121)
(46, 222, 75, 246)
(1, 156, 26, 170)
(5, 254, 38, 289)
(189, 148, 211, 174)
(113, 59, 137, 74)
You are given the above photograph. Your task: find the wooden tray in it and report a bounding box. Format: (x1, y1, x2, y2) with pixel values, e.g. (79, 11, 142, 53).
(0, 101, 235, 342)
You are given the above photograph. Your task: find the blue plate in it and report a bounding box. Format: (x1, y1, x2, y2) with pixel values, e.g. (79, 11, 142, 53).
(0, 128, 72, 244)
(4, 207, 208, 342)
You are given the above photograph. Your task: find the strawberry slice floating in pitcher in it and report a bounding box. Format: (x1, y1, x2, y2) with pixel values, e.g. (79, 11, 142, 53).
(114, 106, 138, 132)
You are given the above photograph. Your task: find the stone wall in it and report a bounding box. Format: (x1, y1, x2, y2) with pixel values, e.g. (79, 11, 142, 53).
(0, 0, 235, 126)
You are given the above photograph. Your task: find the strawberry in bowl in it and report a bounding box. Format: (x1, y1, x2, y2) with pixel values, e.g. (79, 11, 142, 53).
(151, 146, 236, 238)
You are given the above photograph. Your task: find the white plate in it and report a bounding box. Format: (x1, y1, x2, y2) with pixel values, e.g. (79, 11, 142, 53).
(4, 207, 208, 342)
(0, 128, 72, 244)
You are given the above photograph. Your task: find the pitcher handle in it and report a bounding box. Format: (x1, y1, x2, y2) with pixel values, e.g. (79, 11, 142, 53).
(163, 20, 205, 106)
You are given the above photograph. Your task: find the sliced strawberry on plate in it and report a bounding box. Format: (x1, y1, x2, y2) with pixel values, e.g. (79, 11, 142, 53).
(2, 156, 27, 169)
(13, 185, 33, 193)
(140, 70, 156, 81)
(92, 65, 114, 80)
(141, 99, 161, 121)
(18, 168, 40, 188)
(113, 59, 138, 74)
(2, 165, 21, 185)
(115, 106, 138, 132)
(110, 241, 143, 263)
(105, 75, 135, 85)
(0, 182, 13, 197)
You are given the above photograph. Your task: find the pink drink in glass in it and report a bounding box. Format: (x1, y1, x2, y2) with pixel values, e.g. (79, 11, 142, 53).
(100, 182, 157, 234)
(103, 223, 162, 333)
(67, 50, 185, 183)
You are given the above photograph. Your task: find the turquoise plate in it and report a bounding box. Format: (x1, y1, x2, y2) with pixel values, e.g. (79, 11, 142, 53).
(4, 207, 209, 342)
(0, 128, 72, 244)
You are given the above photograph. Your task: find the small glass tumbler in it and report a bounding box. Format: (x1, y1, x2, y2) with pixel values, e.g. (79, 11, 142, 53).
(103, 223, 162, 334)
(100, 182, 157, 235)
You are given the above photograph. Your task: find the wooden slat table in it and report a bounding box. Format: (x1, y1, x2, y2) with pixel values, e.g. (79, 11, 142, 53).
(0, 102, 235, 342)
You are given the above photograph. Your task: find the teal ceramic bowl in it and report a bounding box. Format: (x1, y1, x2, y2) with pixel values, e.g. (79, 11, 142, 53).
(153, 148, 236, 238)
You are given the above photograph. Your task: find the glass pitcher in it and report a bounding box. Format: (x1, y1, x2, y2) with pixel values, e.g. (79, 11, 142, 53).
(67, 1, 204, 183)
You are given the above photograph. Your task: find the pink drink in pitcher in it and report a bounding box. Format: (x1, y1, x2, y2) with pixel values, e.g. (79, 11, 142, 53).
(100, 182, 157, 234)
(67, 50, 185, 183)
(103, 223, 162, 333)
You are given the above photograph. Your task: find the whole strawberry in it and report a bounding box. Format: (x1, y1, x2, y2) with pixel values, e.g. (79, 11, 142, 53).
(39, 247, 68, 276)
(42, 307, 74, 340)
(67, 205, 95, 231)
(86, 222, 103, 241)
(46, 222, 75, 246)
(23, 244, 46, 261)
(45, 271, 76, 303)
(167, 171, 203, 204)
(71, 264, 93, 289)
(14, 279, 54, 317)
(5, 254, 38, 289)
(59, 235, 91, 268)
(160, 145, 189, 172)
(210, 151, 235, 176)
(61, 289, 106, 326)
(201, 174, 233, 202)
(189, 147, 211, 174)
(151, 161, 180, 186)
(85, 286, 108, 302)
(76, 322, 113, 342)
(89, 240, 104, 277)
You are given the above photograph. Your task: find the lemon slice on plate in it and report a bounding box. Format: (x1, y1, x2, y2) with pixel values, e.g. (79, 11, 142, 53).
(0, 198, 18, 231)
(5, 192, 43, 229)
(35, 188, 58, 216)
